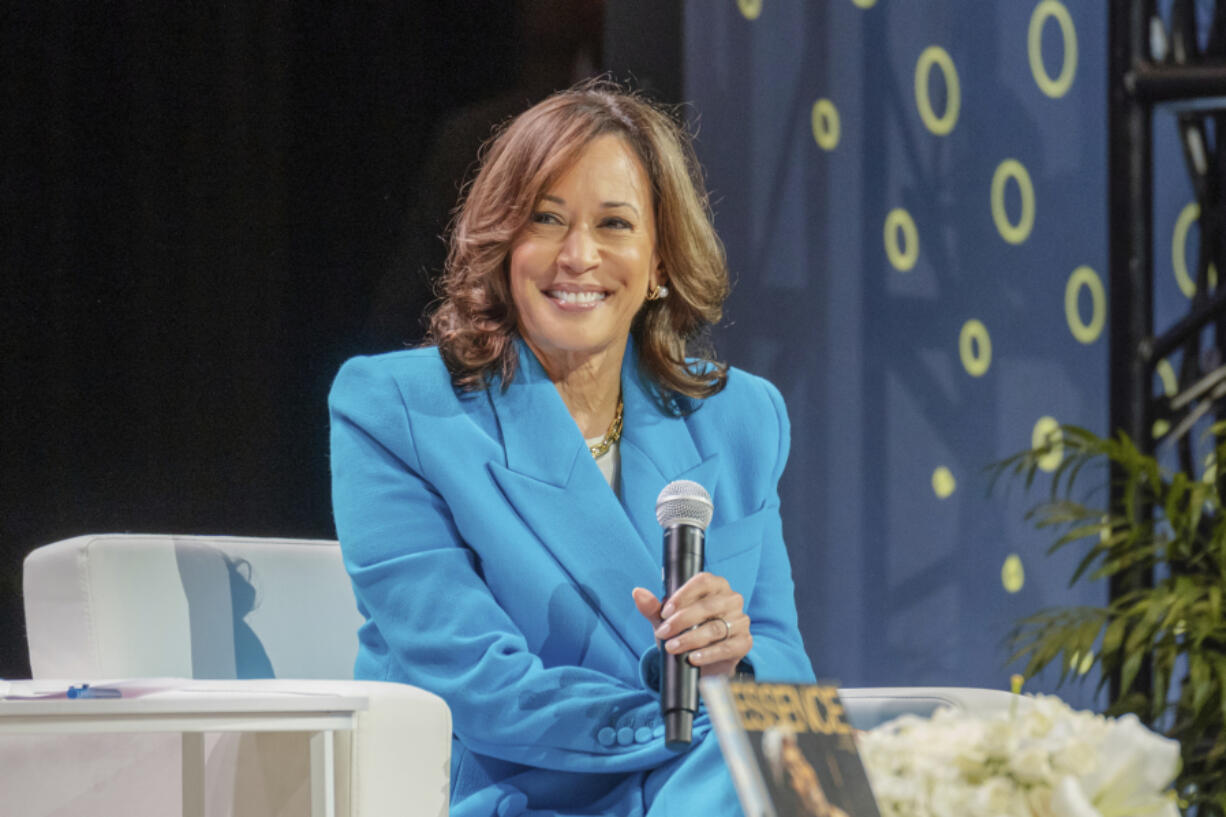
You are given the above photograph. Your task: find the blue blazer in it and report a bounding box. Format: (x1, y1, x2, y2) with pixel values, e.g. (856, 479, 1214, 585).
(329, 340, 815, 817)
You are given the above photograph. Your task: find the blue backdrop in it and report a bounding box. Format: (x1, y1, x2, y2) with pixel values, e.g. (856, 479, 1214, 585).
(680, 0, 1171, 699)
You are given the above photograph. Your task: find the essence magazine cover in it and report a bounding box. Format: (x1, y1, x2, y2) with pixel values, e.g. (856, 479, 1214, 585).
(702, 678, 881, 817)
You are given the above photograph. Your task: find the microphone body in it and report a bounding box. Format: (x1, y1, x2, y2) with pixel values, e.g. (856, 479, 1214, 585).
(655, 479, 714, 751)
(661, 522, 704, 749)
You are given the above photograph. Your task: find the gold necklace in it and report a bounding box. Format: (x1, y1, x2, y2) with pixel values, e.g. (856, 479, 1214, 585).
(589, 398, 624, 458)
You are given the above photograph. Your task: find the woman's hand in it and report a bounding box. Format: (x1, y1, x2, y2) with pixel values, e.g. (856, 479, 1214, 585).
(632, 572, 752, 678)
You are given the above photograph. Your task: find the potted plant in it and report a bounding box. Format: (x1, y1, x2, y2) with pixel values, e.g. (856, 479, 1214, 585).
(997, 423, 1226, 815)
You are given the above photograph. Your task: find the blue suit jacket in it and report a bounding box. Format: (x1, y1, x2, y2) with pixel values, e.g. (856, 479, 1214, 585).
(329, 340, 815, 816)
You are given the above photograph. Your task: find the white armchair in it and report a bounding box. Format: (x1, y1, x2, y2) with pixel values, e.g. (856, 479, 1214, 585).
(17, 533, 452, 817)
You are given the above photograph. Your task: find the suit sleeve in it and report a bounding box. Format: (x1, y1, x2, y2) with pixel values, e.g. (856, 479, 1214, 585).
(741, 378, 817, 683)
(329, 356, 688, 773)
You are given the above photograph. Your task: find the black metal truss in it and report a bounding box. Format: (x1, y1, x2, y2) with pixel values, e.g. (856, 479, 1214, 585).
(1110, 0, 1226, 703)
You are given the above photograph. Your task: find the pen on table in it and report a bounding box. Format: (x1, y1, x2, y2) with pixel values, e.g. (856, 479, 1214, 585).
(67, 684, 122, 699)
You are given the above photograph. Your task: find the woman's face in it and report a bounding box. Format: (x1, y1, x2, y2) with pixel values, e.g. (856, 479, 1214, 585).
(509, 134, 661, 371)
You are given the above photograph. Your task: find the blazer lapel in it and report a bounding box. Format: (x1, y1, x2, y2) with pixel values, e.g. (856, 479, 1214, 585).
(618, 353, 721, 551)
(486, 341, 660, 655)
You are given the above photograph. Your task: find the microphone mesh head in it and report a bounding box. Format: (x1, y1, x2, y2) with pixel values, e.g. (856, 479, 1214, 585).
(655, 480, 714, 530)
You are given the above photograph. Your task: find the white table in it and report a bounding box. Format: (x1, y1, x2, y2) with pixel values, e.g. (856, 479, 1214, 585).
(0, 680, 368, 817)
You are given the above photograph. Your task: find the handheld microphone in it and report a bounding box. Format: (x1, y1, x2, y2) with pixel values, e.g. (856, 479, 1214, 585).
(655, 479, 714, 750)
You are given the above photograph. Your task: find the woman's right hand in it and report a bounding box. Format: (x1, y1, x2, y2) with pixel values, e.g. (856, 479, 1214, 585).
(632, 571, 752, 677)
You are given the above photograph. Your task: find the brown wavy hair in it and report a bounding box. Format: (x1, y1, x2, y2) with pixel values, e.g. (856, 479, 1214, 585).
(427, 81, 730, 402)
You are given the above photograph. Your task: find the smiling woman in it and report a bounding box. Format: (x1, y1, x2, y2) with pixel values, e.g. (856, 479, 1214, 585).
(429, 82, 729, 401)
(329, 81, 815, 817)
(509, 134, 660, 436)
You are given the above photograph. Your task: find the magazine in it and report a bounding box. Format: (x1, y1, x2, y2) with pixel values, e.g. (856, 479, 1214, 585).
(701, 677, 881, 817)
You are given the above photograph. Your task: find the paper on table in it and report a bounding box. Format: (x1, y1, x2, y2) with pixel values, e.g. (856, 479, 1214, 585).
(1, 678, 189, 700)
(2, 681, 74, 700)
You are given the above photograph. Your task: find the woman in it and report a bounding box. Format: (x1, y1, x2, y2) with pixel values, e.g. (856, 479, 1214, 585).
(330, 83, 815, 817)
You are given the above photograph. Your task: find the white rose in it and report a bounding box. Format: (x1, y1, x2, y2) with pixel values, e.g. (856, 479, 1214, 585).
(982, 717, 1020, 757)
(862, 694, 1180, 817)
(1051, 736, 1096, 777)
(1028, 784, 1056, 817)
(1051, 774, 1103, 817)
(1077, 714, 1180, 817)
(1022, 696, 1063, 737)
(929, 780, 974, 817)
(1010, 743, 1054, 783)
(952, 746, 991, 778)
(974, 776, 1030, 817)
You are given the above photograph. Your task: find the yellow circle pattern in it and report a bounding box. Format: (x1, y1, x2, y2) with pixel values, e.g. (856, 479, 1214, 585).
(737, 0, 762, 20)
(1154, 358, 1176, 439)
(1172, 202, 1218, 298)
(811, 99, 840, 151)
(1002, 554, 1025, 593)
(914, 46, 960, 136)
(884, 208, 919, 271)
(1032, 415, 1064, 472)
(1028, 1, 1078, 98)
(932, 466, 956, 499)
(1173, 202, 1199, 298)
(959, 319, 991, 377)
(1064, 265, 1105, 344)
(1156, 359, 1178, 397)
(991, 159, 1036, 244)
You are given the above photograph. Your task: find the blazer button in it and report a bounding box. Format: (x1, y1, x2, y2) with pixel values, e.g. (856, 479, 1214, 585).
(652, 724, 665, 738)
(634, 726, 652, 743)
(496, 791, 527, 816)
(597, 727, 616, 747)
(617, 727, 634, 746)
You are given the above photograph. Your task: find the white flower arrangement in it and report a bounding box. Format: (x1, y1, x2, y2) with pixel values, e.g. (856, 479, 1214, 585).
(858, 693, 1182, 817)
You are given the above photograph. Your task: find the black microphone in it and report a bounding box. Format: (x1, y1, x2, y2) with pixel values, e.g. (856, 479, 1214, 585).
(655, 479, 714, 750)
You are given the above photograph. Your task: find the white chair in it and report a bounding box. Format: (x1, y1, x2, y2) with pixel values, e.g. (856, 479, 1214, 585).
(17, 533, 452, 817)
(839, 686, 1019, 729)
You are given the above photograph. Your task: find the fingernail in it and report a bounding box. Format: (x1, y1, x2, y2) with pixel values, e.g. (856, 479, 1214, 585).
(661, 603, 675, 618)
(666, 639, 681, 652)
(655, 625, 669, 639)
(690, 651, 703, 662)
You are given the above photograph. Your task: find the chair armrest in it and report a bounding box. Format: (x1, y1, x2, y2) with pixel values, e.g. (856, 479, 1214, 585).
(218, 679, 451, 817)
(838, 686, 1021, 730)
(343, 680, 452, 817)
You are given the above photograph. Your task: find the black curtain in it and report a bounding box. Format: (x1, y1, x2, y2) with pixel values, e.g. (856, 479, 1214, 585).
(0, 3, 519, 678)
